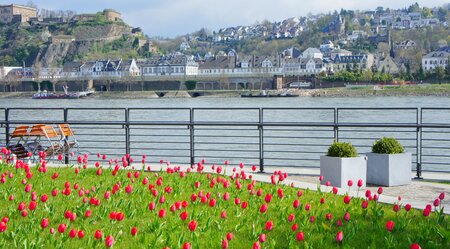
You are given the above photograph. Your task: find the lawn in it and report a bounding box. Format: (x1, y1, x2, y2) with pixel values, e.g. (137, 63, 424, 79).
(0, 152, 448, 248)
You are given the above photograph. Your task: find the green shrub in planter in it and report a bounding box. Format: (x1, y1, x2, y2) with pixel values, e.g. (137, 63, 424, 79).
(327, 141, 358, 158)
(372, 137, 404, 154)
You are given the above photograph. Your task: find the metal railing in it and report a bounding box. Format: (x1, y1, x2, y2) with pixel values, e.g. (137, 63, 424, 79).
(1, 107, 450, 178)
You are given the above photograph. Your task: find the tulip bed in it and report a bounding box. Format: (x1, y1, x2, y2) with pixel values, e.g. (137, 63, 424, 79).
(0, 155, 448, 249)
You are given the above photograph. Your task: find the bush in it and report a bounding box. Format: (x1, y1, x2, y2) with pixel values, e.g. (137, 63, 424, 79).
(327, 141, 358, 158)
(185, 80, 197, 90)
(372, 137, 404, 154)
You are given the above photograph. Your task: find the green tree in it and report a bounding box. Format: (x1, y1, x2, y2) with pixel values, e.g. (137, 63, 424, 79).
(435, 66, 445, 83)
(185, 80, 197, 90)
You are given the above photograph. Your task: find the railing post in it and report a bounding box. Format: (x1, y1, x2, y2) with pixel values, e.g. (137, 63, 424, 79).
(125, 109, 130, 159)
(259, 108, 264, 173)
(415, 108, 423, 179)
(64, 108, 69, 165)
(5, 109, 9, 146)
(334, 108, 339, 142)
(190, 108, 194, 167)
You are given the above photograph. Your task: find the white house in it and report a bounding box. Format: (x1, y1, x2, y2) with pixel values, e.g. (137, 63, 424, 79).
(301, 48, 323, 60)
(140, 55, 199, 76)
(283, 58, 325, 76)
(422, 49, 450, 71)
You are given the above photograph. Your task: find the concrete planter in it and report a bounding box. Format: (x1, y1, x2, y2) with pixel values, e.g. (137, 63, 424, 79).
(320, 155, 367, 188)
(366, 153, 412, 186)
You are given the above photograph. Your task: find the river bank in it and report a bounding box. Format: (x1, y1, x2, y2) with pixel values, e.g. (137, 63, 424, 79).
(1, 83, 449, 99)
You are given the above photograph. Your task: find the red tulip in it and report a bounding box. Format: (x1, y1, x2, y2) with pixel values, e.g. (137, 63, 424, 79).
(423, 208, 430, 217)
(158, 209, 166, 218)
(332, 187, 338, 194)
(264, 194, 272, 203)
(344, 212, 350, 221)
(344, 195, 351, 204)
(309, 216, 315, 223)
(296, 231, 305, 242)
(410, 243, 422, 249)
(69, 229, 77, 238)
(305, 204, 311, 211)
(21, 210, 28, 217)
(234, 198, 240, 205)
(58, 223, 67, 233)
(226, 232, 233, 241)
(241, 201, 248, 209)
(393, 204, 400, 212)
(433, 199, 440, 207)
(291, 223, 299, 231)
(221, 210, 227, 219)
(85, 210, 92, 218)
(325, 181, 330, 186)
(265, 220, 273, 231)
(288, 214, 295, 222)
(0, 222, 6, 232)
(105, 235, 114, 247)
(336, 219, 342, 227)
(94, 230, 102, 239)
(326, 213, 332, 220)
(357, 179, 363, 187)
(182, 242, 191, 249)
(377, 187, 383, 195)
(439, 192, 445, 200)
(259, 233, 266, 242)
(319, 175, 324, 181)
(362, 200, 368, 209)
(180, 211, 188, 221)
(188, 220, 197, 232)
(78, 230, 85, 239)
(29, 201, 37, 211)
(336, 231, 343, 242)
(386, 220, 394, 231)
(131, 227, 137, 236)
(116, 212, 124, 221)
(253, 242, 261, 249)
(209, 198, 216, 207)
(405, 204, 412, 211)
(18, 202, 26, 211)
(260, 203, 268, 213)
(41, 218, 49, 229)
(125, 184, 133, 194)
(347, 180, 353, 187)
(222, 239, 228, 249)
(51, 189, 58, 196)
(277, 188, 284, 198)
(40, 194, 48, 203)
(293, 199, 300, 208)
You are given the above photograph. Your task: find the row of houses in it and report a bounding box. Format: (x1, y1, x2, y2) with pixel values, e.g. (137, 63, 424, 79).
(2, 46, 447, 81)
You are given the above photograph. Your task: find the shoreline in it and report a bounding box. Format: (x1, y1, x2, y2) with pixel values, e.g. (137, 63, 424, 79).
(1, 84, 450, 99)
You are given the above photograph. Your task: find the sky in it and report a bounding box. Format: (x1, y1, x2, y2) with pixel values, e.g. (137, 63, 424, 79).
(4, 0, 450, 37)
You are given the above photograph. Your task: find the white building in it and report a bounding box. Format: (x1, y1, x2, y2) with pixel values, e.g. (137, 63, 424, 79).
(422, 49, 450, 71)
(301, 48, 323, 60)
(140, 55, 198, 76)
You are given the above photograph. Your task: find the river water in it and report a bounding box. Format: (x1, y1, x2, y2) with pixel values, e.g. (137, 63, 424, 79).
(1, 96, 450, 172)
(1, 95, 449, 109)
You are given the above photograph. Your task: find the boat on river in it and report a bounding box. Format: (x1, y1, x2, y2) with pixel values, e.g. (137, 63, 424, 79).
(32, 86, 94, 99)
(241, 90, 299, 98)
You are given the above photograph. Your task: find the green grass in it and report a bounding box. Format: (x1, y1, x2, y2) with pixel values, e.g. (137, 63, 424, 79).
(0, 161, 448, 248)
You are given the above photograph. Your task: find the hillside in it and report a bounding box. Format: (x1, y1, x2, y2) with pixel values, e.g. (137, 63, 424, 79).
(0, 11, 154, 67)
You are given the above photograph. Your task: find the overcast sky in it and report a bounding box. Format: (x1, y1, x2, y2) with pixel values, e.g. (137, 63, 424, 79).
(4, 0, 450, 37)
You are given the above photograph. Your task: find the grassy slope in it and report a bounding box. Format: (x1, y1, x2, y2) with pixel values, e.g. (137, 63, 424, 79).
(0, 162, 448, 248)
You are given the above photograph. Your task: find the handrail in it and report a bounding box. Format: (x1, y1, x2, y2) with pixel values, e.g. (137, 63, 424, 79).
(1, 107, 450, 178)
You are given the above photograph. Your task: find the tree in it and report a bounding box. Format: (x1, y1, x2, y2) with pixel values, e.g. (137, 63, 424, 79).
(416, 65, 425, 81)
(435, 66, 445, 83)
(422, 7, 433, 18)
(185, 80, 197, 90)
